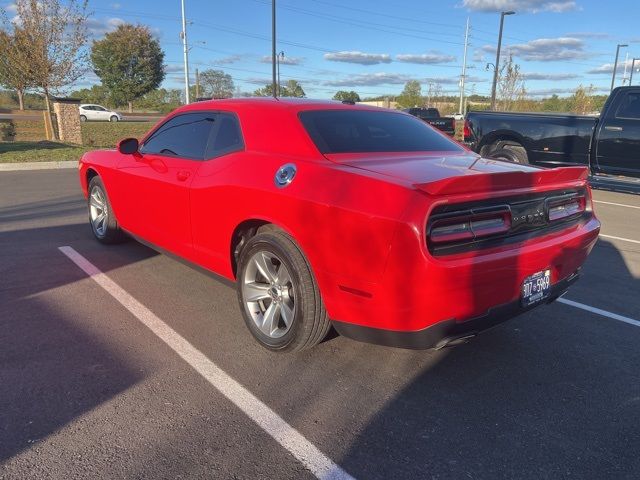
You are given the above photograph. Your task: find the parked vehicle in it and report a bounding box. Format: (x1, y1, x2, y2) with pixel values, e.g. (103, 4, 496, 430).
(79, 98, 600, 352)
(79, 104, 121, 122)
(464, 86, 640, 178)
(403, 107, 456, 136)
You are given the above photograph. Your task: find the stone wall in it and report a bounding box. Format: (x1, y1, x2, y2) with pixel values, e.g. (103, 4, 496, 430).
(53, 99, 82, 144)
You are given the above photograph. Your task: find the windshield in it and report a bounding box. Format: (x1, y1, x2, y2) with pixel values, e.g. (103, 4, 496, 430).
(299, 109, 462, 154)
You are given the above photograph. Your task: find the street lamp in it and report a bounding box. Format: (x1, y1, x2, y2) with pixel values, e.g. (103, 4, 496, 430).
(276, 51, 285, 97)
(180, 0, 190, 104)
(610, 44, 628, 92)
(630, 58, 640, 85)
(490, 10, 515, 111)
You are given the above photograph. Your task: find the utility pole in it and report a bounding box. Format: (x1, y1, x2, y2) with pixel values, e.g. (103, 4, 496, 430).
(631, 58, 640, 85)
(272, 0, 277, 98)
(459, 17, 470, 115)
(490, 10, 515, 110)
(180, 0, 190, 104)
(195, 68, 200, 99)
(610, 44, 628, 92)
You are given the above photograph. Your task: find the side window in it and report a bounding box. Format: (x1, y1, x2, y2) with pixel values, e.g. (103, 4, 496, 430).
(205, 113, 244, 159)
(141, 112, 216, 159)
(615, 93, 640, 120)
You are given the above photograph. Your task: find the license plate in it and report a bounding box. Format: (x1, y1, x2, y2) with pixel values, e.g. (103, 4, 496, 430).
(521, 269, 551, 307)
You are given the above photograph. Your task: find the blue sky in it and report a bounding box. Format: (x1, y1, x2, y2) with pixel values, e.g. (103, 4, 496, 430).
(6, 0, 640, 98)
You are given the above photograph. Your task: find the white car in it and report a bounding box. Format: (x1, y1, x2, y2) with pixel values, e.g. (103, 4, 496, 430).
(79, 104, 121, 122)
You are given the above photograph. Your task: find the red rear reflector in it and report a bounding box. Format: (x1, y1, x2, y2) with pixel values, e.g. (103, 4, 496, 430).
(463, 120, 471, 140)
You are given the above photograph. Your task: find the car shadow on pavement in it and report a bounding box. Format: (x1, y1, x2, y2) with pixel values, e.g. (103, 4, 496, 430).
(335, 238, 640, 480)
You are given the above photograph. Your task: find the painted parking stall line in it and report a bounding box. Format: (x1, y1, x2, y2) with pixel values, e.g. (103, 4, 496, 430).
(600, 234, 640, 245)
(58, 246, 355, 480)
(558, 297, 640, 328)
(594, 200, 640, 210)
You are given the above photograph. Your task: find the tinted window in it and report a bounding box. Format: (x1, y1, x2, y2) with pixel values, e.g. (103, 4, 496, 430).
(299, 110, 462, 154)
(141, 112, 215, 159)
(615, 93, 640, 119)
(205, 113, 244, 158)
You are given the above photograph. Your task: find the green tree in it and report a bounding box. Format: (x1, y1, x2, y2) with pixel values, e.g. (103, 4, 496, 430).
(0, 28, 36, 110)
(91, 24, 165, 112)
(1, 0, 89, 133)
(198, 69, 234, 99)
(333, 90, 361, 102)
(396, 80, 422, 108)
(254, 80, 305, 98)
(70, 84, 111, 105)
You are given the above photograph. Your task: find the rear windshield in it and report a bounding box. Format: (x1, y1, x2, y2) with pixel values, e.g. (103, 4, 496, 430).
(299, 109, 462, 154)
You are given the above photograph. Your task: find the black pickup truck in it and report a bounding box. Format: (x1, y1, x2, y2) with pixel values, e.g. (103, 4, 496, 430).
(404, 107, 456, 136)
(464, 86, 640, 179)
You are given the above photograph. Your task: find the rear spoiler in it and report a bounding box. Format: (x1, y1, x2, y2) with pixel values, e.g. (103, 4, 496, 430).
(415, 166, 589, 196)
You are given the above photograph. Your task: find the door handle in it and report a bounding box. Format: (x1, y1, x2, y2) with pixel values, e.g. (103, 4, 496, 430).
(604, 126, 623, 132)
(176, 170, 191, 181)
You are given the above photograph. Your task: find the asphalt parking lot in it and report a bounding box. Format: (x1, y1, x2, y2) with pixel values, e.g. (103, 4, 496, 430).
(1, 169, 640, 479)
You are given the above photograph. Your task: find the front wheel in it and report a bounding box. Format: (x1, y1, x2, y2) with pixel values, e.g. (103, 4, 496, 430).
(80, 115, 87, 122)
(236, 231, 330, 352)
(110, 115, 119, 122)
(87, 176, 125, 244)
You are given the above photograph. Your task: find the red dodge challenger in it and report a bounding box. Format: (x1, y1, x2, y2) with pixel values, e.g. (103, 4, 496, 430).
(79, 98, 600, 352)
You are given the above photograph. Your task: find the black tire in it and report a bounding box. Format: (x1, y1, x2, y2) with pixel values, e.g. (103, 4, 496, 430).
(87, 176, 125, 244)
(236, 230, 330, 352)
(488, 145, 529, 164)
(110, 115, 119, 122)
(80, 115, 87, 122)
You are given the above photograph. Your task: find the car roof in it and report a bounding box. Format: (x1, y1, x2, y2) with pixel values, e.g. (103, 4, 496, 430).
(174, 97, 390, 115)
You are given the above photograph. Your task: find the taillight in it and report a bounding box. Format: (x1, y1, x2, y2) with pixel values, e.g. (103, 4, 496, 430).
(546, 194, 586, 222)
(463, 120, 471, 140)
(429, 206, 511, 244)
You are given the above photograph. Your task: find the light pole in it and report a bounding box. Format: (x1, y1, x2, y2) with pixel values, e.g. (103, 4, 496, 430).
(610, 44, 628, 92)
(277, 51, 284, 96)
(272, 0, 277, 98)
(180, 0, 190, 104)
(490, 10, 515, 111)
(630, 58, 640, 85)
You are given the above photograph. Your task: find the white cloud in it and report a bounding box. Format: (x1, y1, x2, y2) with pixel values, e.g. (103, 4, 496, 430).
(324, 72, 410, 87)
(587, 58, 638, 75)
(214, 55, 243, 65)
(396, 52, 456, 64)
(482, 37, 588, 61)
(527, 86, 608, 97)
(462, 0, 578, 13)
(522, 72, 580, 80)
(260, 55, 304, 66)
(323, 51, 392, 65)
(86, 17, 125, 38)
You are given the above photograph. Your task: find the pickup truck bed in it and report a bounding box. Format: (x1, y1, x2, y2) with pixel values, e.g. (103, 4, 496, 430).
(404, 107, 456, 136)
(464, 87, 640, 179)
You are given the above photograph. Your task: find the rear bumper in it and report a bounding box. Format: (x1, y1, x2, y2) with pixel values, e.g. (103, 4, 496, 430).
(332, 270, 579, 350)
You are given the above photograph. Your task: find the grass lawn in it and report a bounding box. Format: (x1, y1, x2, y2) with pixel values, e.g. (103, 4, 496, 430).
(0, 121, 155, 163)
(0, 141, 92, 163)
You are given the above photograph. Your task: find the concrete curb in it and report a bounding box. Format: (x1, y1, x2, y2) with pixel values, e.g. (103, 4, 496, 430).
(0, 160, 78, 171)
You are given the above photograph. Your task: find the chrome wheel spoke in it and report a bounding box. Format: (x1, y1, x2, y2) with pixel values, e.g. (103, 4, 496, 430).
(253, 252, 276, 284)
(276, 264, 292, 287)
(280, 301, 294, 328)
(260, 302, 280, 336)
(243, 282, 271, 302)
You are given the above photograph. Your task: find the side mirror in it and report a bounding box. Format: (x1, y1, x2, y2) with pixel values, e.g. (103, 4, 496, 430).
(117, 137, 139, 155)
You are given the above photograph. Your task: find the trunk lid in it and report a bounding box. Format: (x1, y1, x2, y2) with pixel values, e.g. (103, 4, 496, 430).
(325, 152, 589, 195)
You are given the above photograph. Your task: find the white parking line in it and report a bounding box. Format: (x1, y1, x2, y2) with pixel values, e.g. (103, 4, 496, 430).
(599, 234, 640, 245)
(558, 298, 640, 328)
(58, 246, 355, 480)
(594, 200, 640, 210)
